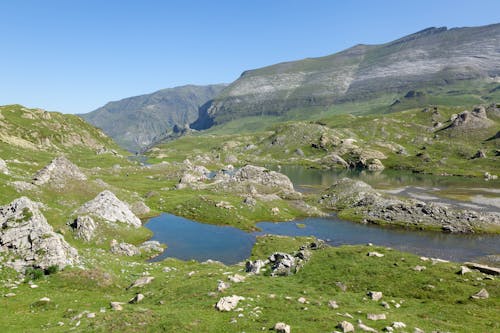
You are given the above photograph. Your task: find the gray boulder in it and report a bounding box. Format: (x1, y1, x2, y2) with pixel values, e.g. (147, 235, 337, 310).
(32, 156, 87, 186)
(110, 239, 140, 256)
(0, 197, 79, 271)
(215, 295, 245, 311)
(75, 190, 141, 228)
(245, 259, 266, 274)
(70, 215, 96, 242)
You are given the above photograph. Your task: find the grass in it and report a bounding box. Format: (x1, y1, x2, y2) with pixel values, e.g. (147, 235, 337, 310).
(0, 236, 498, 332)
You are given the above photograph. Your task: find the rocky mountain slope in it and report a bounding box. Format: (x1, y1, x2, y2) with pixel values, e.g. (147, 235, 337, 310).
(191, 23, 500, 129)
(81, 84, 226, 151)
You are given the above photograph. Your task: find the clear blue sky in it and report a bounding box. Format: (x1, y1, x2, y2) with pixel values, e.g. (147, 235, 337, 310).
(1, 0, 499, 114)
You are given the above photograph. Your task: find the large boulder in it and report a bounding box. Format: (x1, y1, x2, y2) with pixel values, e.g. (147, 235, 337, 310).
(448, 106, 493, 130)
(32, 156, 87, 186)
(69, 215, 96, 241)
(75, 190, 141, 228)
(0, 197, 79, 271)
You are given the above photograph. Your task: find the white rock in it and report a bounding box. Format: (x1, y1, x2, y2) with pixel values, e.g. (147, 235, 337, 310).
(274, 322, 291, 333)
(337, 320, 355, 333)
(367, 252, 384, 257)
(367, 291, 383, 301)
(358, 322, 378, 332)
(110, 302, 124, 311)
(367, 313, 386, 321)
(215, 295, 245, 311)
(128, 276, 154, 289)
(392, 322, 406, 329)
(228, 274, 246, 283)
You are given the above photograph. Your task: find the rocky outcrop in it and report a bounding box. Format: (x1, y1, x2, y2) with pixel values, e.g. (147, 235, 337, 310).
(320, 178, 500, 233)
(32, 156, 87, 186)
(75, 191, 141, 228)
(70, 215, 96, 241)
(0, 197, 79, 271)
(448, 106, 493, 130)
(176, 165, 210, 189)
(110, 239, 140, 256)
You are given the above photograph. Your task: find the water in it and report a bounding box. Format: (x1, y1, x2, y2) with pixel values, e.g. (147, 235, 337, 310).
(146, 213, 500, 265)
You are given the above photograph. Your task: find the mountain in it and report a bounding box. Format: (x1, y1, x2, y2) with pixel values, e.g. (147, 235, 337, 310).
(191, 23, 500, 130)
(81, 84, 226, 151)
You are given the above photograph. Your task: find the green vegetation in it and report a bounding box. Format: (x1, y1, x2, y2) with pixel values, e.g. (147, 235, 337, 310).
(1, 236, 498, 332)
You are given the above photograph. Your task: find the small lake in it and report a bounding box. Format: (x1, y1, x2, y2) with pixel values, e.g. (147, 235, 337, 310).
(146, 213, 500, 265)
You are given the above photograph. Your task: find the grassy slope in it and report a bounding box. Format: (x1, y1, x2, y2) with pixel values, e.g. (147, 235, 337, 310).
(0, 236, 498, 332)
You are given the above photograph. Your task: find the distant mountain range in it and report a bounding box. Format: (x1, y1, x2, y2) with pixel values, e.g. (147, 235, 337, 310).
(80, 84, 226, 151)
(191, 23, 500, 129)
(81, 23, 500, 150)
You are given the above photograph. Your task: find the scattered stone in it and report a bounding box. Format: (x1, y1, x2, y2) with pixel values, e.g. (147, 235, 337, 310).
(368, 291, 383, 301)
(139, 241, 163, 254)
(271, 207, 280, 215)
(336, 282, 348, 292)
(30, 284, 39, 289)
(110, 302, 124, 311)
(0, 197, 79, 271)
(413, 265, 426, 272)
(110, 239, 140, 256)
(228, 274, 246, 283)
(75, 190, 141, 228)
(245, 259, 266, 274)
(69, 215, 96, 242)
(367, 313, 386, 321)
(217, 281, 230, 292)
(215, 295, 245, 311)
(359, 322, 378, 332)
(129, 201, 151, 216)
(87, 312, 96, 318)
(392, 322, 406, 329)
(337, 320, 355, 333)
(471, 150, 487, 159)
(413, 328, 424, 333)
(32, 156, 87, 186)
(129, 293, 145, 304)
(0, 158, 9, 175)
(328, 300, 340, 309)
(367, 252, 384, 257)
(215, 201, 234, 209)
(128, 276, 154, 289)
(243, 196, 257, 206)
(5, 293, 16, 297)
(274, 322, 291, 333)
(470, 288, 489, 299)
(39, 297, 50, 302)
(457, 266, 472, 275)
(381, 301, 390, 309)
(298, 297, 307, 304)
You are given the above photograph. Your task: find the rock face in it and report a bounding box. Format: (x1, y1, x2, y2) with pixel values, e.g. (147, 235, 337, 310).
(70, 215, 96, 241)
(32, 156, 87, 186)
(191, 24, 500, 130)
(81, 84, 226, 151)
(75, 191, 141, 228)
(320, 178, 500, 233)
(0, 197, 79, 271)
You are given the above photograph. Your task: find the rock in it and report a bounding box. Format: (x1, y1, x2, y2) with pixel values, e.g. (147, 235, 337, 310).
(75, 191, 141, 228)
(367, 252, 384, 257)
(271, 207, 280, 215)
(224, 155, 238, 164)
(449, 106, 493, 130)
(129, 201, 151, 216)
(69, 215, 96, 242)
(215, 201, 234, 209)
(336, 281, 348, 292)
(39, 297, 50, 302)
(128, 276, 154, 289)
(367, 158, 385, 171)
(0, 197, 79, 271)
(367, 313, 386, 321)
(0, 158, 9, 175)
(328, 300, 340, 309)
(110, 301, 124, 311)
(322, 153, 349, 169)
(413, 328, 424, 333)
(228, 274, 246, 283)
(297, 297, 307, 304)
(129, 293, 145, 304)
(243, 196, 257, 206)
(392, 322, 406, 329)
(274, 322, 291, 333)
(217, 281, 230, 292)
(32, 156, 86, 186)
(464, 262, 500, 275)
(110, 240, 140, 256)
(215, 295, 245, 311)
(139, 241, 163, 254)
(337, 320, 355, 333)
(294, 148, 305, 157)
(269, 252, 298, 276)
(484, 172, 498, 180)
(5, 293, 16, 297)
(245, 259, 266, 274)
(457, 266, 472, 275)
(9, 181, 38, 192)
(359, 322, 378, 332)
(471, 150, 487, 159)
(470, 288, 489, 299)
(413, 265, 426, 272)
(367, 291, 383, 301)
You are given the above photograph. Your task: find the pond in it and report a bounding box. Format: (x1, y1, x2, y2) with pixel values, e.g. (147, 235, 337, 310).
(146, 213, 500, 265)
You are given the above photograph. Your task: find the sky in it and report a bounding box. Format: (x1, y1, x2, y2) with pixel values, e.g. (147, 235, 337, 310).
(1, 0, 499, 114)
